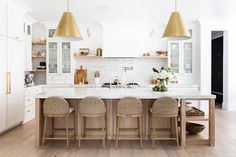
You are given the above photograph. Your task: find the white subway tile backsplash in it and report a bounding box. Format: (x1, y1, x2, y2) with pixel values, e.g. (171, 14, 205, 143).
(74, 58, 167, 84)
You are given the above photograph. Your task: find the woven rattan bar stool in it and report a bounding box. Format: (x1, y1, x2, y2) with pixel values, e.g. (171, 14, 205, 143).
(150, 96, 179, 148)
(78, 96, 106, 148)
(116, 97, 143, 149)
(42, 96, 76, 149)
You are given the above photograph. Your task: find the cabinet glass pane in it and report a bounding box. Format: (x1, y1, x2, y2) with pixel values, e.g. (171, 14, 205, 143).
(183, 43, 192, 73)
(48, 42, 57, 73)
(170, 43, 179, 73)
(61, 42, 71, 73)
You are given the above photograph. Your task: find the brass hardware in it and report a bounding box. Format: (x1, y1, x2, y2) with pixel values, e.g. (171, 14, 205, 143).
(6, 72, 11, 95)
(162, 0, 190, 39)
(54, 0, 82, 39)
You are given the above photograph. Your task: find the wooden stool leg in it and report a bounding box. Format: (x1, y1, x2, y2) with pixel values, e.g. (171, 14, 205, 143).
(52, 117, 54, 138)
(78, 117, 81, 149)
(151, 116, 155, 149)
(66, 116, 69, 149)
(139, 117, 143, 149)
(175, 117, 179, 148)
(116, 116, 120, 149)
(42, 117, 47, 148)
(102, 116, 106, 149)
(74, 113, 76, 140)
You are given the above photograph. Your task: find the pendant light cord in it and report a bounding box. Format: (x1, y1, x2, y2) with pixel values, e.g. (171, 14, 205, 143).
(175, 0, 177, 11)
(67, 0, 70, 12)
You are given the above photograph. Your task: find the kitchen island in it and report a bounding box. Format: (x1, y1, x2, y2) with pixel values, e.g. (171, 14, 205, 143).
(35, 87, 216, 148)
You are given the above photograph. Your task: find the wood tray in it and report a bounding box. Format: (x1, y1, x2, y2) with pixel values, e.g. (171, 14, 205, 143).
(186, 106, 205, 116)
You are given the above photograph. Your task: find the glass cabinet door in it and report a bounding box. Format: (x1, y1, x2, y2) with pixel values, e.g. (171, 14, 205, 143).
(183, 42, 193, 73)
(170, 42, 180, 73)
(61, 42, 71, 74)
(48, 42, 58, 73)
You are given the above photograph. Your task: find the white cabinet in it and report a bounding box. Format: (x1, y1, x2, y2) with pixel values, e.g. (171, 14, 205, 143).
(0, 37, 24, 133)
(47, 41, 73, 84)
(0, 2, 7, 36)
(0, 36, 7, 132)
(7, 5, 24, 41)
(168, 41, 193, 74)
(6, 38, 24, 128)
(24, 86, 42, 123)
(0, 0, 26, 134)
(102, 23, 142, 57)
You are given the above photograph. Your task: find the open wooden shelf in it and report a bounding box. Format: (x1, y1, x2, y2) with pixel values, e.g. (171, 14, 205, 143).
(32, 55, 46, 58)
(31, 69, 46, 72)
(74, 55, 103, 59)
(139, 56, 168, 59)
(32, 42, 46, 45)
(186, 115, 209, 121)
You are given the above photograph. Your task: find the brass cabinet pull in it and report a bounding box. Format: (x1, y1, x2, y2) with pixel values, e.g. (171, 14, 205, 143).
(6, 72, 11, 95)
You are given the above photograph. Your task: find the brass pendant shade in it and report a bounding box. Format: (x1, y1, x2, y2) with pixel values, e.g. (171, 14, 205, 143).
(54, 0, 82, 40)
(162, 0, 190, 39)
(54, 12, 82, 39)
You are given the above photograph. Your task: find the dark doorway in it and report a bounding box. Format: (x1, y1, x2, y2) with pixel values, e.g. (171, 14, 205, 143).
(211, 31, 223, 108)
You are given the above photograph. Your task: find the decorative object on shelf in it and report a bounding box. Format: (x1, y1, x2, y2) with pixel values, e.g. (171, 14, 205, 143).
(186, 106, 205, 116)
(25, 74, 34, 86)
(162, 0, 190, 39)
(74, 65, 88, 85)
(156, 51, 167, 57)
(37, 62, 46, 70)
(152, 67, 173, 92)
(79, 48, 90, 56)
(186, 122, 205, 134)
(96, 48, 102, 56)
(49, 29, 56, 38)
(54, 0, 82, 40)
(142, 53, 150, 56)
(94, 71, 100, 85)
(32, 38, 46, 44)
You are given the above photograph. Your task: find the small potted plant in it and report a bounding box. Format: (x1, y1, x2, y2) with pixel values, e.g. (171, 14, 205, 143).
(152, 67, 172, 92)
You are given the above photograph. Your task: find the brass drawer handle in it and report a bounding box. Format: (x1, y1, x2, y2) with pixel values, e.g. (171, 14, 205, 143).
(6, 72, 11, 95)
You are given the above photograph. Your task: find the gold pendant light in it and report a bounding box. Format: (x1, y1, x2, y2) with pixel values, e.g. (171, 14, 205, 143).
(54, 0, 82, 40)
(162, 0, 190, 39)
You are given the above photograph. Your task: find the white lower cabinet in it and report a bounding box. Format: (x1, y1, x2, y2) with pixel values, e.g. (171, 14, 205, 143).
(0, 36, 7, 133)
(24, 86, 42, 123)
(6, 39, 25, 128)
(0, 37, 25, 134)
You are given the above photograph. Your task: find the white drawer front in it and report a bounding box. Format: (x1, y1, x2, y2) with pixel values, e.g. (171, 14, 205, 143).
(24, 97, 35, 107)
(25, 87, 42, 96)
(24, 105, 35, 123)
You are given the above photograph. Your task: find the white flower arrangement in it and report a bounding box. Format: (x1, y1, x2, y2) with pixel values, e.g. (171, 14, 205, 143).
(153, 67, 173, 81)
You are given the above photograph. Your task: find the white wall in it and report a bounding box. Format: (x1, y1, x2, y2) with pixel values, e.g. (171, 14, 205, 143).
(199, 18, 236, 111)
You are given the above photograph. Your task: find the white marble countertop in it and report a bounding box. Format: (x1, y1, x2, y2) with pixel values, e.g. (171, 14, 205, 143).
(35, 87, 215, 99)
(26, 83, 200, 89)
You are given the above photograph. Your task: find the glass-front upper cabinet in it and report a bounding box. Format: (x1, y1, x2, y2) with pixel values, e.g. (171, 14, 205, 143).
(48, 42, 58, 74)
(168, 41, 193, 74)
(61, 42, 71, 74)
(183, 42, 193, 73)
(169, 42, 180, 73)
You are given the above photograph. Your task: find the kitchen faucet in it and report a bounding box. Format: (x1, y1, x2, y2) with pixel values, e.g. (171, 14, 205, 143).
(123, 66, 133, 72)
(121, 66, 134, 86)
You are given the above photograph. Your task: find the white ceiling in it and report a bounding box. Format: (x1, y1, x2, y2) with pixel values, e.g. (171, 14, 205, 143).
(15, 0, 236, 23)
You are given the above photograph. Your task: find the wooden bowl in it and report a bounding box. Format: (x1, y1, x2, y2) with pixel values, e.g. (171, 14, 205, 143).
(186, 122, 205, 134)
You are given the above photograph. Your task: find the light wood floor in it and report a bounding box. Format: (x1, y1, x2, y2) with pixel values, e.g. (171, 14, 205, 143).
(0, 109, 236, 157)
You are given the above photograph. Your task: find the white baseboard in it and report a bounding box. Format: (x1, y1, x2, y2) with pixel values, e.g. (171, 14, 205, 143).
(222, 102, 236, 111)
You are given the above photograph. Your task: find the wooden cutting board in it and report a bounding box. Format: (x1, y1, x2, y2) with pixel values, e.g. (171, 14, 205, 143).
(74, 66, 88, 84)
